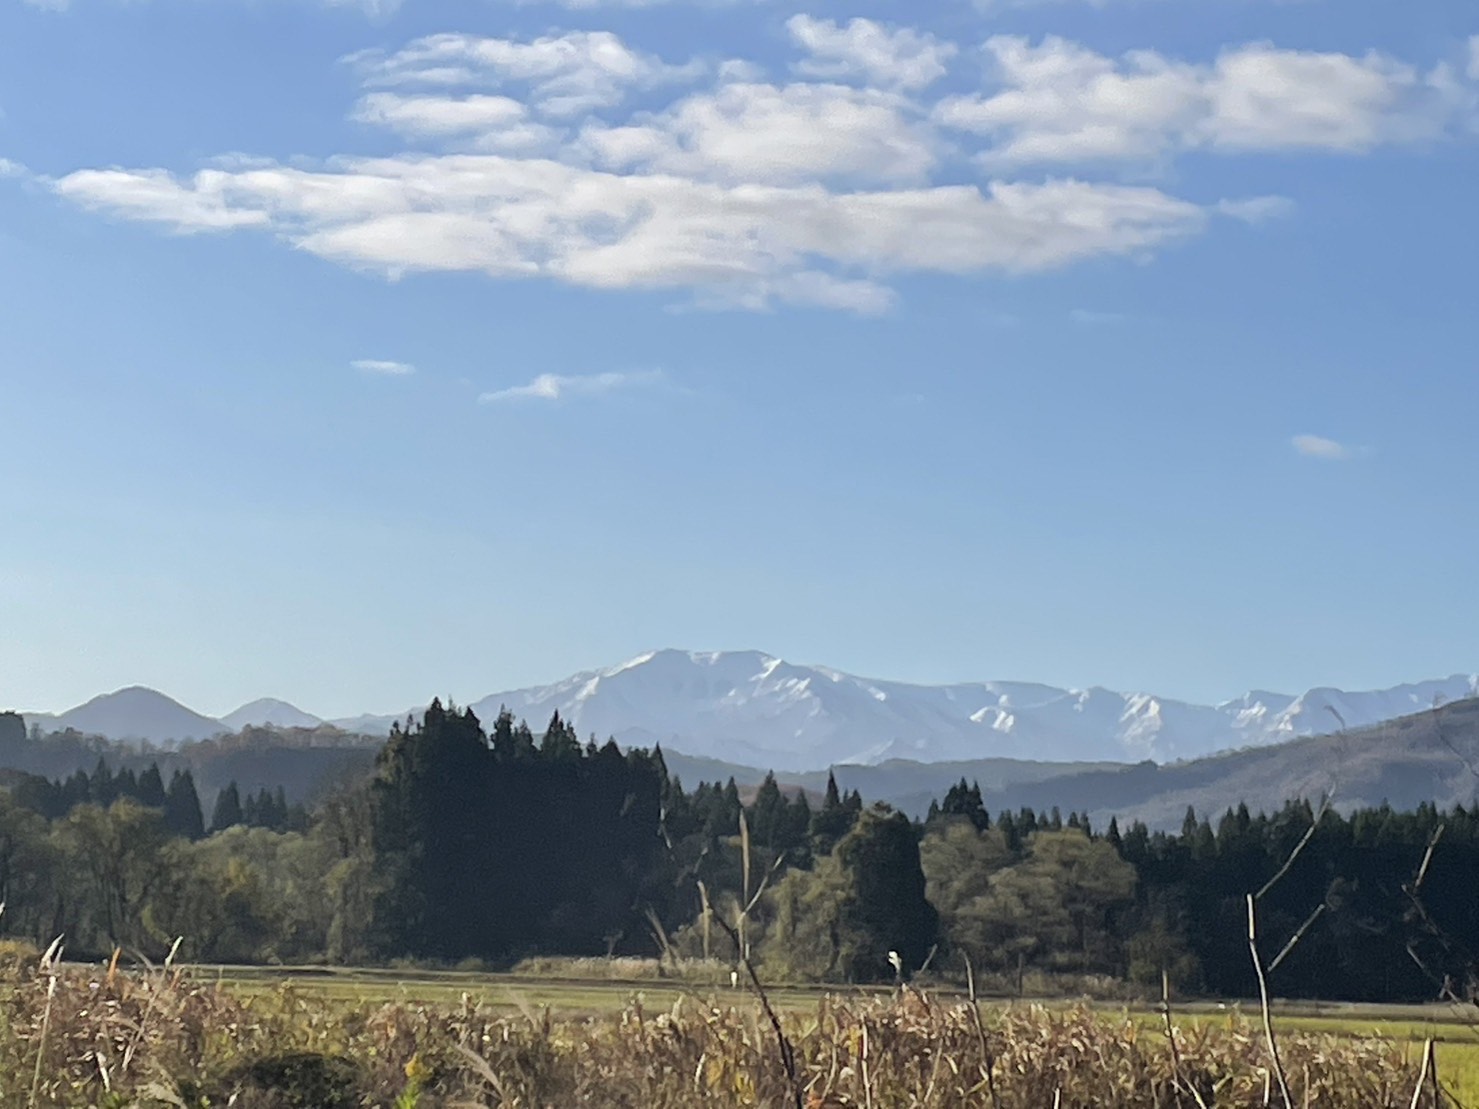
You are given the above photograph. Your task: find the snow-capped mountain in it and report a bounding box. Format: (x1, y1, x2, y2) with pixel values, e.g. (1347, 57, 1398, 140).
(17, 655, 1477, 769)
(336, 650, 1479, 770)
(219, 698, 323, 732)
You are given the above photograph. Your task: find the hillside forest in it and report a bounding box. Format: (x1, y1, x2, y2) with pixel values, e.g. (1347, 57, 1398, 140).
(0, 702, 1476, 1004)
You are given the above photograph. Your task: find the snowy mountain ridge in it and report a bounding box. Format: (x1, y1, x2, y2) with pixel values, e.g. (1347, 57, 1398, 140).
(396, 650, 1479, 770)
(15, 651, 1477, 770)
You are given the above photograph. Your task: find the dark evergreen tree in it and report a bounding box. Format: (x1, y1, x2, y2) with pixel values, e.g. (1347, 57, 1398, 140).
(936, 779, 990, 831)
(539, 711, 581, 761)
(90, 758, 116, 807)
(834, 807, 939, 981)
(810, 771, 858, 857)
(749, 772, 786, 849)
(210, 782, 244, 834)
(136, 764, 167, 810)
(164, 769, 206, 840)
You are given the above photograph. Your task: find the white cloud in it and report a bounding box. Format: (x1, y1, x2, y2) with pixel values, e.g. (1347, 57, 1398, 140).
(479, 369, 660, 403)
(1207, 46, 1435, 151)
(350, 31, 700, 117)
(54, 168, 271, 231)
(353, 93, 525, 136)
(937, 35, 1465, 168)
(1291, 434, 1353, 461)
(0, 159, 29, 179)
(351, 93, 560, 152)
(352, 358, 415, 375)
(50, 24, 1471, 313)
(786, 15, 956, 91)
(581, 82, 938, 185)
(54, 157, 1215, 308)
(1470, 36, 1479, 81)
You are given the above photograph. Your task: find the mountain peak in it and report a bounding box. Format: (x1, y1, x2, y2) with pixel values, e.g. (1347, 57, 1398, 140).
(220, 698, 323, 732)
(47, 686, 223, 745)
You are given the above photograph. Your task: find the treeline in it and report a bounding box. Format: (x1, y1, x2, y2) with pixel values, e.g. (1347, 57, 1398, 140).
(914, 780, 1479, 1002)
(0, 701, 1474, 1003)
(0, 710, 376, 810)
(5, 757, 307, 835)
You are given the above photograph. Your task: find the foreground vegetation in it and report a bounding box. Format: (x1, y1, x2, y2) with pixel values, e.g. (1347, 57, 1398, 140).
(0, 954, 1463, 1108)
(3, 701, 1479, 1008)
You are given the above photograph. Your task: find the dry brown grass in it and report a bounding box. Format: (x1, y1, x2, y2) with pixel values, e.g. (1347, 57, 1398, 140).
(0, 961, 1436, 1107)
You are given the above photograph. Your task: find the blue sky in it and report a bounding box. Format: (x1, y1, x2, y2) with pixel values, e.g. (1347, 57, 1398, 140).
(1, 0, 1476, 718)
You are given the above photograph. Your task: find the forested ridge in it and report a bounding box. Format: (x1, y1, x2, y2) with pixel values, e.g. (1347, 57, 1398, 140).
(0, 703, 1475, 1004)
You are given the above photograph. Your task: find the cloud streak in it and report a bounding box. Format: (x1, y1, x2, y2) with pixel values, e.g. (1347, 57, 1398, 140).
(479, 370, 661, 403)
(1292, 434, 1354, 461)
(352, 359, 416, 375)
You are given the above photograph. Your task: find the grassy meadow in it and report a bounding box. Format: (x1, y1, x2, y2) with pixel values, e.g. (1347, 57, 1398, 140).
(1, 955, 1475, 1106)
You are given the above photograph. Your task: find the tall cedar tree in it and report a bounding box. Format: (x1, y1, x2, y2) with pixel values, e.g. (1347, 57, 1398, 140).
(835, 807, 939, 981)
(210, 782, 243, 834)
(164, 770, 206, 840)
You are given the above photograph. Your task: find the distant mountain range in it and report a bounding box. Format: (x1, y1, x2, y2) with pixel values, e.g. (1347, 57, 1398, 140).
(14, 650, 1478, 770)
(677, 695, 1479, 830)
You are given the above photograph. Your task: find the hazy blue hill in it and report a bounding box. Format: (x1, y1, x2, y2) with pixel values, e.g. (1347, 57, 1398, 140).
(0, 718, 378, 808)
(973, 697, 1479, 830)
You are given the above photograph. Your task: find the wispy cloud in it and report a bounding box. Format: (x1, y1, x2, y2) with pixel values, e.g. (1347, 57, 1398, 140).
(1292, 434, 1353, 461)
(348, 30, 701, 117)
(352, 359, 416, 375)
(1217, 196, 1296, 224)
(479, 370, 660, 404)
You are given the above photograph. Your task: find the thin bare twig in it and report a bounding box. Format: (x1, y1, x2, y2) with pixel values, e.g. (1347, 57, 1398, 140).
(1256, 792, 1333, 902)
(1248, 894, 1294, 1109)
(1268, 903, 1328, 975)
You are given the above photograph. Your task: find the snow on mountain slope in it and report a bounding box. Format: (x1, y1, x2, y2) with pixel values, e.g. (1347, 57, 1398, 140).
(22, 658, 1476, 768)
(338, 650, 1479, 771)
(219, 698, 323, 732)
(37, 686, 225, 745)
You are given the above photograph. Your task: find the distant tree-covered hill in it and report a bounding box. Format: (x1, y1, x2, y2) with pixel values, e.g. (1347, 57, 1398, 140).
(0, 712, 378, 809)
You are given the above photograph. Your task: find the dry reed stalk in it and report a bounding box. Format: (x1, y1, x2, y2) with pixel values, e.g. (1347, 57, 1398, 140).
(963, 955, 1002, 1109)
(1247, 894, 1293, 1109)
(709, 896, 803, 1109)
(27, 936, 64, 1109)
(1408, 1039, 1434, 1109)
(1161, 967, 1210, 1109)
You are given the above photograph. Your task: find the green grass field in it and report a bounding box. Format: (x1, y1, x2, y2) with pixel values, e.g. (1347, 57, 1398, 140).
(183, 964, 1479, 1104)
